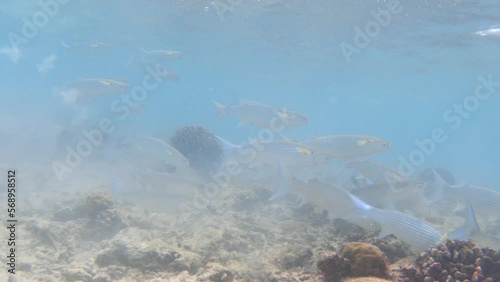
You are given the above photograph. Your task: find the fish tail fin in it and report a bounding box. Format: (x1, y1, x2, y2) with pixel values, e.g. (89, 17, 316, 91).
(348, 192, 373, 211)
(269, 160, 289, 201)
(214, 135, 239, 168)
(345, 192, 373, 220)
(449, 198, 480, 240)
(213, 101, 228, 120)
(426, 169, 446, 204)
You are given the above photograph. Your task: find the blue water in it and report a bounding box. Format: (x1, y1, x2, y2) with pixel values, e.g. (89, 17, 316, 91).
(1, 0, 499, 188)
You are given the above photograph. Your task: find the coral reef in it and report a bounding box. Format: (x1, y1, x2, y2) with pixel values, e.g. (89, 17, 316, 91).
(196, 262, 234, 281)
(317, 251, 352, 282)
(95, 228, 202, 274)
(389, 256, 420, 282)
(371, 236, 414, 264)
(170, 125, 223, 176)
(317, 242, 391, 282)
(18, 181, 500, 282)
(85, 189, 114, 215)
(340, 242, 391, 279)
(340, 277, 392, 282)
(416, 239, 500, 281)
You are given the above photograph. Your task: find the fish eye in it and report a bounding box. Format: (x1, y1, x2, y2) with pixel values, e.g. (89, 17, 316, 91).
(369, 222, 376, 229)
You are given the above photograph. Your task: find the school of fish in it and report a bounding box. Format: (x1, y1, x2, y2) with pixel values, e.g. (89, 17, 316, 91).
(51, 41, 499, 253)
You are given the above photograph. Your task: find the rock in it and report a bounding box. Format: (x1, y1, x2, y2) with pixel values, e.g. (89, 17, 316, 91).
(416, 239, 500, 281)
(197, 262, 234, 282)
(372, 236, 413, 263)
(340, 242, 390, 279)
(94, 228, 200, 274)
(92, 273, 112, 282)
(85, 190, 114, 216)
(61, 267, 93, 282)
(53, 206, 79, 222)
(389, 256, 420, 282)
(317, 251, 351, 282)
(340, 277, 391, 282)
(424, 262, 442, 278)
(280, 247, 313, 270)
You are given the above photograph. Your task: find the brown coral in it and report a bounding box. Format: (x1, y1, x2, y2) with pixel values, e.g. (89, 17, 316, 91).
(340, 242, 391, 279)
(317, 251, 352, 282)
(170, 125, 223, 176)
(416, 239, 500, 282)
(317, 243, 392, 282)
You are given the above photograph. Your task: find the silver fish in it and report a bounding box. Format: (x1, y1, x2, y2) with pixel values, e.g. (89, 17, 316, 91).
(213, 100, 308, 128)
(271, 164, 355, 218)
(345, 160, 425, 191)
(61, 40, 112, 56)
(449, 198, 500, 250)
(56, 78, 128, 105)
(429, 170, 500, 219)
(345, 193, 445, 251)
(302, 135, 390, 158)
(473, 27, 500, 37)
(139, 48, 183, 61)
(125, 135, 194, 177)
(351, 183, 427, 214)
(216, 135, 331, 168)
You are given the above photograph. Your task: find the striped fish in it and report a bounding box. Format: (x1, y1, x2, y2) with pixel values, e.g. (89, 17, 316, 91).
(216, 136, 332, 168)
(428, 170, 500, 219)
(345, 193, 445, 251)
